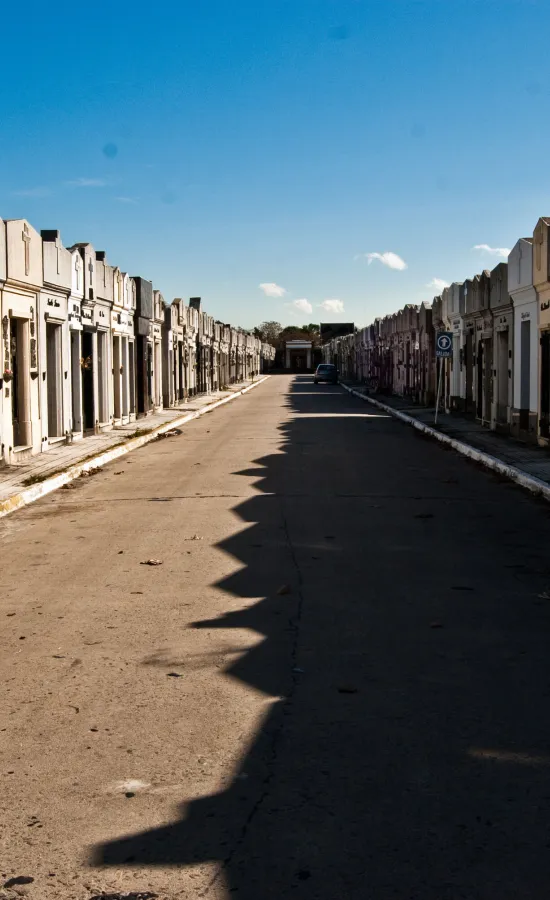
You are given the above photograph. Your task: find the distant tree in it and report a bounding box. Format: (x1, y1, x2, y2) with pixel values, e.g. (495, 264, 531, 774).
(256, 321, 283, 346)
(255, 321, 320, 348)
(280, 325, 320, 346)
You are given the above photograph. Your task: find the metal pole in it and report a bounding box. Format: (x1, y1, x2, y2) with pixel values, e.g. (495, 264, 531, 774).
(434, 357, 443, 425)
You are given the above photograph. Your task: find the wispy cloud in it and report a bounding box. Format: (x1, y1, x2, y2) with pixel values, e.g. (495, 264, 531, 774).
(259, 282, 286, 297)
(292, 298, 313, 315)
(426, 278, 449, 291)
(65, 177, 107, 188)
(115, 196, 138, 204)
(12, 186, 52, 198)
(320, 299, 345, 313)
(356, 251, 408, 270)
(472, 244, 510, 258)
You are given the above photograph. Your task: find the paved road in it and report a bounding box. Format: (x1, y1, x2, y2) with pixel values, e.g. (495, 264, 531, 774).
(2, 375, 550, 900)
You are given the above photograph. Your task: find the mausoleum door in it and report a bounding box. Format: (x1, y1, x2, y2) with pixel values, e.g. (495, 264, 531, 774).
(541, 332, 550, 439)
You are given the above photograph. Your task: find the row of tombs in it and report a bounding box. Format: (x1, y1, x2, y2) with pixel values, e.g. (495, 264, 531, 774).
(322, 217, 550, 447)
(0, 217, 275, 466)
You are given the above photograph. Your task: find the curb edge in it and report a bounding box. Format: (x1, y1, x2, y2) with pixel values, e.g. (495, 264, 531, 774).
(341, 383, 550, 504)
(0, 375, 270, 519)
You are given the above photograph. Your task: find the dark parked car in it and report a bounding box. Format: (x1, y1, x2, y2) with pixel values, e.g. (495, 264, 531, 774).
(314, 364, 339, 384)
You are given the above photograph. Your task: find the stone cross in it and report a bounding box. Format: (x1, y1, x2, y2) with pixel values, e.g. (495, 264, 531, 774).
(22, 224, 31, 276)
(55, 233, 61, 274)
(535, 222, 543, 273)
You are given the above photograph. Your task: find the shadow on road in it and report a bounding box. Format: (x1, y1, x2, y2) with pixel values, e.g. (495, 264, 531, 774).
(93, 376, 550, 898)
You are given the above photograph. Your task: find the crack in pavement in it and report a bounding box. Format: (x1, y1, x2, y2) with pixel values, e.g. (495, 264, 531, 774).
(53, 492, 503, 504)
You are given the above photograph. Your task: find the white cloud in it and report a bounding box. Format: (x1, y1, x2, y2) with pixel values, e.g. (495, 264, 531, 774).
(259, 282, 286, 297)
(426, 278, 449, 291)
(12, 186, 52, 198)
(292, 298, 313, 314)
(472, 244, 510, 258)
(115, 196, 138, 204)
(358, 251, 408, 270)
(65, 177, 107, 188)
(320, 299, 345, 314)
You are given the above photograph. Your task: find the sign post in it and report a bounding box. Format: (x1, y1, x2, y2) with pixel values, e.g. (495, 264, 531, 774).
(434, 332, 453, 425)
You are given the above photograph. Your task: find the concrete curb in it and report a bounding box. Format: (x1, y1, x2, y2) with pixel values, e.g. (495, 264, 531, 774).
(0, 375, 270, 519)
(341, 382, 550, 503)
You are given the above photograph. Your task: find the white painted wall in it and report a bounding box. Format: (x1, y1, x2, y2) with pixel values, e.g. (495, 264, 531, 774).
(0, 218, 6, 462)
(38, 288, 71, 444)
(509, 239, 538, 415)
(3, 220, 43, 459)
(0, 218, 6, 284)
(68, 249, 84, 438)
(40, 234, 72, 446)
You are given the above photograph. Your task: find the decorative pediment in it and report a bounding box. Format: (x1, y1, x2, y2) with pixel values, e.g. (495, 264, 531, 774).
(6, 218, 43, 285)
(126, 276, 136, 310)
(533, 217, 550, 287)
(69, 243, 96, 300)
(41, 230, 71, 290)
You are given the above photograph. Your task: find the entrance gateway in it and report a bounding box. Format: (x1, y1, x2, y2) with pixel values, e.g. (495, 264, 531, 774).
(10, 317, 31, 448)
(81, 330, 94, 431)
(284, 339, 313, 371)
(46, 322, 63, 438)
(541, 331, 550, 439)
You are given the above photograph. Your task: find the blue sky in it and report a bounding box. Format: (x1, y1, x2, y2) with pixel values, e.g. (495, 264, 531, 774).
(1, 0, 549, 329)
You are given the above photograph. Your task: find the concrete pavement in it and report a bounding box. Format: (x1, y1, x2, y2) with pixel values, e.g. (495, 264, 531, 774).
(344, 381, 550, 496)
(0, 377, 267, 518)
(2, 375, 550, 899)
